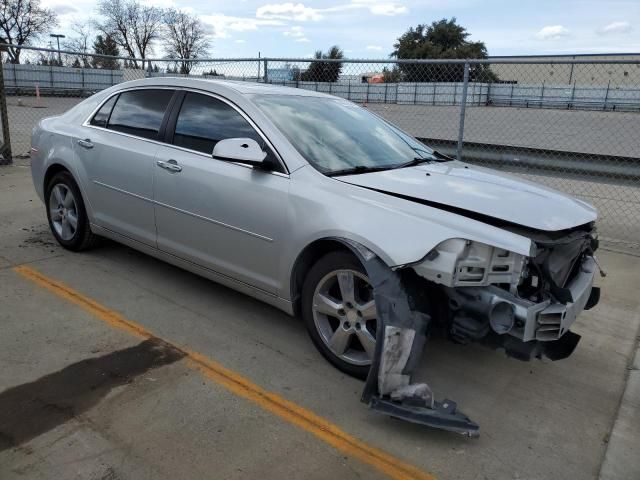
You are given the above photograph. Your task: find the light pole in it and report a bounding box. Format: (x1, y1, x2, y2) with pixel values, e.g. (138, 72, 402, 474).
(49, 33, 65, 65)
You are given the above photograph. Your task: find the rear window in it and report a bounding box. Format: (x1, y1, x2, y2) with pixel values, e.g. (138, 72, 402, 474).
(107, 89, 174, 140)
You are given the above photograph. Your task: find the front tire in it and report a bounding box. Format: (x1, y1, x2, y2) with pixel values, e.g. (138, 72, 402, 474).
(45, 171, 97, 251)
(301, 251, 378, 379)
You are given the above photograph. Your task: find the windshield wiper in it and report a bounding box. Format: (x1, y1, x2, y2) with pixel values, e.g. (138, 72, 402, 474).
(432, 149, 454, 162)
(326, 165, 395, 177)
(392, 157, 434, 170)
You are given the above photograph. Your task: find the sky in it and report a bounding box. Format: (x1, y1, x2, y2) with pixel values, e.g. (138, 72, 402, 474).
(42, 0, 640, 58)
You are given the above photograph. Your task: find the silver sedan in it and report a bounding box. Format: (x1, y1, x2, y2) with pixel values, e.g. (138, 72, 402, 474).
(30, 77, 600, 434)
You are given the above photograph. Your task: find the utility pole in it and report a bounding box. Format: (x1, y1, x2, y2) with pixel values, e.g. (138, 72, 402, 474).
(50, 33, 65, 65)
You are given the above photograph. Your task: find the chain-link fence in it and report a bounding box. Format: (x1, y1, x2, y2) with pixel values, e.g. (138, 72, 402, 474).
(1, 45, 638, 254)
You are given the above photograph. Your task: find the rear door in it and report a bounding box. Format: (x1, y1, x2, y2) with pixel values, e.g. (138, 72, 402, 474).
(76, 88, 176, 246)
(153, 91, 290, 293)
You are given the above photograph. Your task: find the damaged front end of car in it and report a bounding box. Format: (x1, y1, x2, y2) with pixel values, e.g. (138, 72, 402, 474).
(342, 222, 602, 437)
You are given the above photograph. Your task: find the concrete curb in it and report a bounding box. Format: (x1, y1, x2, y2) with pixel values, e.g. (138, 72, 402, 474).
(599, 340, 640, 479)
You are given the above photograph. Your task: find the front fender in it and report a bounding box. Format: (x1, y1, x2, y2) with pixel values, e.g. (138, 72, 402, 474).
(280, 166, 533, 299)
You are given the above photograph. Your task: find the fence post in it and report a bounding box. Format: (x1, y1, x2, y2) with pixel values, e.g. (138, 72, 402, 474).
(603, 80, 610, 110)
(0, 57, 12, 164)
(456, 62, 470, 161)
(569, 81, 575, 109)
(49, 65, 54, 89)
(263, 59, 268, 83)
(384, 83, 388, 103)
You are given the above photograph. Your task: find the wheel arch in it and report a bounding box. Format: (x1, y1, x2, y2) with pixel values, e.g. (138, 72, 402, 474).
(289, 237, 389, 317)
(44, 163, 72, 193)
(43, 162, 95, 222)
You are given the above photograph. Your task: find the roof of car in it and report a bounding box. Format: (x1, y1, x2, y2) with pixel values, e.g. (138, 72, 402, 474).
(120, 76, 334, 98)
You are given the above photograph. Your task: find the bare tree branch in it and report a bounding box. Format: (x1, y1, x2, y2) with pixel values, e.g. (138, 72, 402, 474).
(163, 8, 211, 74)
(0, 0, 58, 63)
(95, 0, 162, 68)
(64, 22, 93, 67)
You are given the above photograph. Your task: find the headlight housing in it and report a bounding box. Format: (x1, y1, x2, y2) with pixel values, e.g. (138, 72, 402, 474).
(412, 239, 527, 290)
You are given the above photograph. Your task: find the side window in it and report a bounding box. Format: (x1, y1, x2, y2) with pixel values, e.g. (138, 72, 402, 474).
(173, 92, 262, 154)
(90, 95, 118, 128)
(107, 89, 174, 140)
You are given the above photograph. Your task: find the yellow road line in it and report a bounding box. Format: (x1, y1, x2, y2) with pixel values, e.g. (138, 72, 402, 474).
(14, 264, 436, 480)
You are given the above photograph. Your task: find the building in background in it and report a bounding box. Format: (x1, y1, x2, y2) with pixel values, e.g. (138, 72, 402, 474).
(267, 64, 300, 83)
(490, 53, 640, 85)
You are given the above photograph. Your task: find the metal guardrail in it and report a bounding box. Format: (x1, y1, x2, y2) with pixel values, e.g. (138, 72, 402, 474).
(423, 139, 640, 184)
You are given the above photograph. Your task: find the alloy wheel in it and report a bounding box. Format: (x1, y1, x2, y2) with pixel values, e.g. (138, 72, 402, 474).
(49, 183, 79, 241)
(312, 269, 378, 366)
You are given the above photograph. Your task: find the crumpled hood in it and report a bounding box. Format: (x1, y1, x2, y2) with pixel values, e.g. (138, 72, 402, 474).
(337, 161, 597, 231)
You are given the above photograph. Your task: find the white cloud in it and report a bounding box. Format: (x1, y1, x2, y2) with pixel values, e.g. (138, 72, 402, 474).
(201, 14, 285, 39)
(368, 3, 407, 15)
(366, 45, 383, 50)
(255, 1, 407, 22)
(350, 0, 407, 15)
(235, 39, 246, 43)
(283, 26, 310, 42)
(140, 0, 175, 7)
(598, 21, 632, 35)
(51, 4, 77, 14)
(283, 26, 305, 37)
(535, 25, 570, 40)
(257, 3, 323, 21)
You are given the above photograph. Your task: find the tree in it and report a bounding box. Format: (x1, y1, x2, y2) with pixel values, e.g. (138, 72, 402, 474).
(299, 46, 344, 82)
(163, 9, 210, 74)
(381, 66, 401, 83)
(36, 53, 61, 66)
(92, 34, 120, 69)
(95, 0, 163, 69)
(0, 0, 57, 63)
(64, 23, 93, 68)
(391, 18, 497, 82)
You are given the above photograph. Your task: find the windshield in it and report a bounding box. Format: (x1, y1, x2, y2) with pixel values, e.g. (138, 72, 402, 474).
(252, 94, 436, 175)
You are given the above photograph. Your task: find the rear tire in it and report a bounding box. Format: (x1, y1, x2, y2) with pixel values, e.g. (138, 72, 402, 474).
(45, 171, 97, 251)
(301, 251, 378, 379)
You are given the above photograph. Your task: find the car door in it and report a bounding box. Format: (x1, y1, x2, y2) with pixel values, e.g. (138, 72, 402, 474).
(153, 91, 290, 294)
(75, 88, 176, 246)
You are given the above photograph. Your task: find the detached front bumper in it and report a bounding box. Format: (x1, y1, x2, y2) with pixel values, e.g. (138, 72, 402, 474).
(447, 255, 599, 360)
(340, 239, 600, 437)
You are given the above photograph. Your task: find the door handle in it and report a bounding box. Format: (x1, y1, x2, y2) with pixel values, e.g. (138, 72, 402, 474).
(156, 159, 182, 173)
(77, 138, 94, 149)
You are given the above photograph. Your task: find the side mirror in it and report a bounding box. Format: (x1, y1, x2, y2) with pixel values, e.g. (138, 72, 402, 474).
(212, 138, 268, 168)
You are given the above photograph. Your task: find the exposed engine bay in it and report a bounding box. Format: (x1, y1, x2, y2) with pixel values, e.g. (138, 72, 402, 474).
(341, 222, 602, 437)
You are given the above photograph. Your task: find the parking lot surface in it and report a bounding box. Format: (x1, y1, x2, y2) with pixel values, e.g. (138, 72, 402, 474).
(1, 161, 639, 479)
